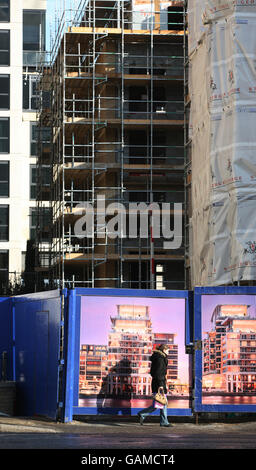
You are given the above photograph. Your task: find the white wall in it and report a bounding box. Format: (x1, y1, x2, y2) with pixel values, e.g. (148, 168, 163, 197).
(0, 0, 46, 275)
(132, 1, 170, 30)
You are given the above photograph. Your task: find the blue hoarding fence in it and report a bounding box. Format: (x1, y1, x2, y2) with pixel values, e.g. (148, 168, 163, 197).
(0, 290, 62, 420)
(0, 297, 13, 382)
(1, 286, 256, 422)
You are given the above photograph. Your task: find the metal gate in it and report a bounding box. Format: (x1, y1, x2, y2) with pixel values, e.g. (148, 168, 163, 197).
(11, 290, 62, 420)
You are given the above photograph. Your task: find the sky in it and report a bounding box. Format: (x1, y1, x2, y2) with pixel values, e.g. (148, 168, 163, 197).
(46, 0, 78, 51)
(46, 0, 57, 51)
(201, 294, 256, 338)
(80, 295, 189, 383)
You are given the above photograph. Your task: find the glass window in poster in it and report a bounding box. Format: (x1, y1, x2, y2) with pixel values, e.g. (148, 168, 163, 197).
(79, 296, 190, 412)
(202, 295, 256, 405)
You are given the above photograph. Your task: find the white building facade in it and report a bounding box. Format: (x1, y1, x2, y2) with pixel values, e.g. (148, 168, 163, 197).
(0, 0, 47, 291)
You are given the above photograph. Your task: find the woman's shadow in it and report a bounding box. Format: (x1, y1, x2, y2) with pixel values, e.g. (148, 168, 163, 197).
(97, 358, 132, 415)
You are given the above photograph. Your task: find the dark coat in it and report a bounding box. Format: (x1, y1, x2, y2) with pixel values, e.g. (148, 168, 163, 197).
(150, 349, 168, 394)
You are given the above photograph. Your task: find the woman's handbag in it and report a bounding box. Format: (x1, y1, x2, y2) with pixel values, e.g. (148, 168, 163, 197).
(154, 388, 167, 406)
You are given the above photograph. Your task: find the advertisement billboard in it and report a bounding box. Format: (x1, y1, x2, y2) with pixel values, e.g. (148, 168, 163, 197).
(194, 286, 256, 412)
(69, 289, 192, 417)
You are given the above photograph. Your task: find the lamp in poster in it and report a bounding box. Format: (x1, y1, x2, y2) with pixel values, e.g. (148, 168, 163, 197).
(202, 295, 256, 405)
(79, 296, 190, 411)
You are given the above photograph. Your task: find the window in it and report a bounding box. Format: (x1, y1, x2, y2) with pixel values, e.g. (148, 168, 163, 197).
(23, 10, 45, 52)
(129, 191, 147, 203)
(30, 206, 51, 241)
(156, 264, 165, 290)
(153, 192, 166, 203)
(21, 251, 26, 272)
(168, 6, 183, 31)
(39, 250, 49, 268)
(0, 0, 10, 22)
(153, 87, 166, 113)
(41, 127, 51, 156)
(41, 165, 51, 186)
(0, 74, 10, 109)
(41, 165, 51, 201)
(129, 87, 147, 113)
(0, 161, 9, 197)
(0, 249, 8, 286)
(41, 127, 51, 142)
(42, 90, 50, 109)
(30, 207, 37, 240)
(40, 207, 51, 242)
(0, 30, 10, 66)
(0, 205, 9, 240)
(37, 126, 51, 162)
(33, 206, 51, 242)
(129, 130, 147, 164)
(23, 74, 39, 111)
(30, 122, 38, 155)
(0, 117, 9, 153)
(30, 164, 36, 199)
(153, 131, 166, 162)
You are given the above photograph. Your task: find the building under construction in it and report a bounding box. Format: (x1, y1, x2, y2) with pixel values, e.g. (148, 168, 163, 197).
(36, 0, 185, 290)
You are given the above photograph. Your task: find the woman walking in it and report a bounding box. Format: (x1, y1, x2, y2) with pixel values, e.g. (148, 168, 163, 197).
(137, 344, 171, 427)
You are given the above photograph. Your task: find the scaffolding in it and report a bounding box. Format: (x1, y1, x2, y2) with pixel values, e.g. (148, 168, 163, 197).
(35, 53, 54, 289)
(184, 0, 190, 290)
(36, 0, 185, 290)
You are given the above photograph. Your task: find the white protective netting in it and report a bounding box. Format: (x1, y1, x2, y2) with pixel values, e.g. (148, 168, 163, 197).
(188, 0, 256, 286)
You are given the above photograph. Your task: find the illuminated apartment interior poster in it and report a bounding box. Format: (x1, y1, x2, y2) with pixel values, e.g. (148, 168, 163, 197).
(202, 295, 256, 405)
(79, 296, 190, 410)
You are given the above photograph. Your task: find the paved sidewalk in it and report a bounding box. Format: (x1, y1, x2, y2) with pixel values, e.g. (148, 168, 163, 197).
(0, 416, 256, 449)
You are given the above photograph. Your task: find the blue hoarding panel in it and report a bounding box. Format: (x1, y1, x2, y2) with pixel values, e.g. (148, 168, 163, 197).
(12, 290, 62, 419)
(66, 288, 193, 420)
(0, 297, 13, 381)
(194, 286, 256, 413)
(64, 289, 77, 422)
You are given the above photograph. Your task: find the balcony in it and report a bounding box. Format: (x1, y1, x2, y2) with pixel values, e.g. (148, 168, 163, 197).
(23, 50, 48, 68)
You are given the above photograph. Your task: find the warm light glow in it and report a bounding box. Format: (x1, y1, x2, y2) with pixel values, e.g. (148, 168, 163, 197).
(220, 305, 248, 317)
